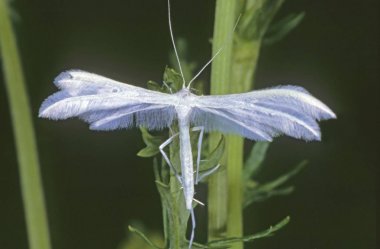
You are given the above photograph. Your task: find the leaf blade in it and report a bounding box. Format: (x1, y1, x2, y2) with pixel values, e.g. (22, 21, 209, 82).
(207, 216, 290, 246)
(128, 225, 163, 249)
(243, 142, 270, 180)
(264, 12, 305, 45)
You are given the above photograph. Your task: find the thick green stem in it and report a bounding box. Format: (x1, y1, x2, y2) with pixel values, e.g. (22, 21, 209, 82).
(0, 2, 52, 249)
(226, 39, 261, 249)
(208, 0, 238, 242)
(208, 0, 282, 248)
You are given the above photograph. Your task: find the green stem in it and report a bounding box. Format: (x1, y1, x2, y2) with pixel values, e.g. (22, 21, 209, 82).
(0, 2, 52, 249)
(169, 175, 184, 249)
(168, 127, 187, 249)
(208, 0, 238, 243)
(226, 38, 261, 249)
(209, 1, 283, 248)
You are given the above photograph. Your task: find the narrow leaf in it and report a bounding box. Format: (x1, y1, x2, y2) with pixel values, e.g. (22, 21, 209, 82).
(140, 127, 163, 146)
(152, 158, 161, 182)
(137, 128, 164, 158)
(244, 186, 294, 207)
(190, 242, 227, 249)
(147, 80, 163, 92)
(238, 0, 285, 40)
(199, 136, 225, 171)
(244, 160, 307, 207)
(207, 216, 290, 246)
(257, 160, 307, 192)
(163, 66, 183, 92)
(128, 226, 163, 249)
(243, 142, 270, 180)
(264, 12, 305, 45)
(137, 146, 160, 158)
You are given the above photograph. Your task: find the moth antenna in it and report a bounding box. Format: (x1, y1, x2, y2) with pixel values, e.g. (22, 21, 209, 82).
(187, 14, 242, 89)
(187, 48, 222, 88)
(167, 0, 186, 88)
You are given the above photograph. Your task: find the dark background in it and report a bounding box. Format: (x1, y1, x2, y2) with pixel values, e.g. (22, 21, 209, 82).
(0, 0, 377, 249)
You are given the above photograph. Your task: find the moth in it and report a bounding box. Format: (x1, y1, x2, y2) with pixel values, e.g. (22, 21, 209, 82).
(39, 0, 336, 247)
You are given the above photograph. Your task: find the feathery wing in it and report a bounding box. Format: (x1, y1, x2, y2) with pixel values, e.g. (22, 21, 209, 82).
(39, 70, 176, 130)
(190, 85, 336, 141)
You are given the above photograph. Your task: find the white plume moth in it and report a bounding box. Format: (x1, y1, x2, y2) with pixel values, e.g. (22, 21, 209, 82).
(39, 0, 336, 247)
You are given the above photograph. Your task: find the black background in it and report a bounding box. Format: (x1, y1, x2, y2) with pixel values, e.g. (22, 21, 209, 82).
(0, 0, 377, 249)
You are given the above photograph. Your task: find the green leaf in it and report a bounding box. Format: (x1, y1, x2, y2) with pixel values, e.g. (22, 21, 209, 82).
(147, 80, 163, 92)
(128, 225, 163, 249)
(140, 127, 163, 147)
(155, 180, 170, 193)
(207, 216, 290, 247)
(137, 128, 164, 158)
(154, 180, 172, 238)
(256, 160, 307, 192)
(238, 4, 261, 40)
(118, 221, 164, 249)
(243, 142, 270, 180)
(163, 66, 183, 92)
(190, 242, 228, 249)
(199, 136, 225, 171)
(137, 146, 160, 158)
(155, 177, 190, 248)
(238, 0, 285, 40)
(244, 160, 307, 207)
(264, 12, 305, 45)
(244, 186, 294, 206)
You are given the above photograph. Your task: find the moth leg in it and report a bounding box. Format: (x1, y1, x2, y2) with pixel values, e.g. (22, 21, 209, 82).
(188, 207, 196, 249)
(191, 126, 204, 184)
(159, 133, 182, 184)
(193, 198, 205, 206)
(178, 186, 205, 206)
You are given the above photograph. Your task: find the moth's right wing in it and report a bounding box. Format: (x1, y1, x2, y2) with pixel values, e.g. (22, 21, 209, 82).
(39, 70, 177, 130)
(191, 86, 336, 141)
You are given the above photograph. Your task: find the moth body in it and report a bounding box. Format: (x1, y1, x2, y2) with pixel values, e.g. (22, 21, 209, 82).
(176, 104, 194, 210)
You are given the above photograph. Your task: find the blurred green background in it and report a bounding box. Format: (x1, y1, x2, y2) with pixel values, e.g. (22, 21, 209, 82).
(0, 0, 377, 249)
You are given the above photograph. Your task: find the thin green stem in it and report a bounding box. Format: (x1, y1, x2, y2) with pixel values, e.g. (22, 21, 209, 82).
(208, 0, 238, 243)
(169, 175, 183, 249)
(0, 2, 52, 249)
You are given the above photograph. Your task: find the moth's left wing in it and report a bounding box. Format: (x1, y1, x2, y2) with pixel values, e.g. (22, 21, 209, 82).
(39, 70, 177, 130)
(190, 85, 336, 141)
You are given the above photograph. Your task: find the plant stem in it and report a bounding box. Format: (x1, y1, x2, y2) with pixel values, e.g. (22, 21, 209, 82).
(209, 1, 281, 248)
(168, 127, 187, 249)
(208, 0, 238, 243)
(226, 39, 261, 249)
(169, 175, 184, 249)
(0, 2, 52, 249)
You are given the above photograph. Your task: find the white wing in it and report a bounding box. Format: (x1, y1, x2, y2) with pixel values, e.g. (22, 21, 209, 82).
(190, 85, 336, 141)
(39, 70, 177, 130)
